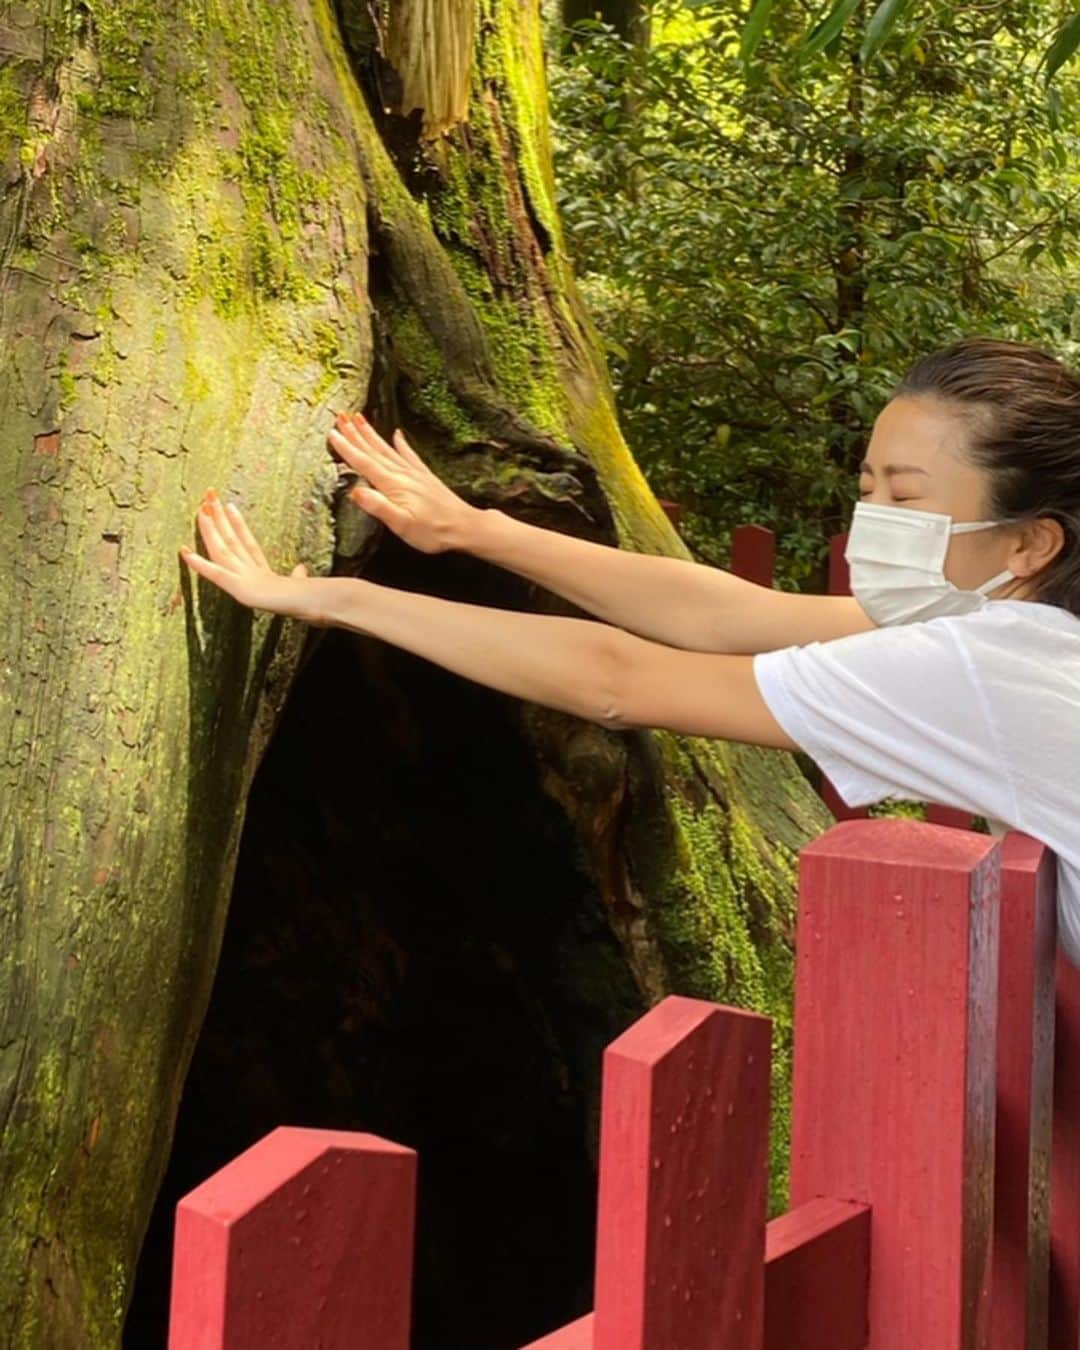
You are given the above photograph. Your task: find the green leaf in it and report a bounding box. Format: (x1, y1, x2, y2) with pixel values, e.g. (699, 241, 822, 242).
(739, 0, 777, 60)
(860, 0, 915, 67)
(802, 0, 862, 59)
(1044, 14, 1080, 85)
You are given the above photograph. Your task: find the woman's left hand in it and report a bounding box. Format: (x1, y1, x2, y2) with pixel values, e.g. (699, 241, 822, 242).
(179, 489, 327, 626)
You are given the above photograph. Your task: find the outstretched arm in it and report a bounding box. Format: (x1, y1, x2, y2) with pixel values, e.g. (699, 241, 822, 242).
(179, 489, 618, 726)
(328, 414, 877, 655)
(180, 491, 799, 749)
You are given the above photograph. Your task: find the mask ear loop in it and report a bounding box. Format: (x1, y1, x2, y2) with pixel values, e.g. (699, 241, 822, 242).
(949, 519, 1022, 598)
(974, 567, 1019, 597)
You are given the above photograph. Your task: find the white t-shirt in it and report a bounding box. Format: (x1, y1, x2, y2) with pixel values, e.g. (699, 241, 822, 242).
(752, 598, 1080, 966)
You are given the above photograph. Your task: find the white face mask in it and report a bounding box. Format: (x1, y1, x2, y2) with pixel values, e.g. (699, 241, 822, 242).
(844, 500, 1019, 626)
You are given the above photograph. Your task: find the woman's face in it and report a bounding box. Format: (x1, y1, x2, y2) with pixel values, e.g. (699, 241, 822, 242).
(859, 393, 1034, 600)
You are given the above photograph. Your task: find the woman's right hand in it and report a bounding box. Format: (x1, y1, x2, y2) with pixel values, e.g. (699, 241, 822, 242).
(327, 413, 480, 555)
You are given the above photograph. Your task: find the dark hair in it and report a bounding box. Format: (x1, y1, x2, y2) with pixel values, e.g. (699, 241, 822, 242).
(890, 336, 1080, 617)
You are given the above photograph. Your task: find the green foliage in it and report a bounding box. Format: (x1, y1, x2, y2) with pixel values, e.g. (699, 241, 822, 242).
(551, 0, 1080, 589)
(1043, 14, 1080, 84)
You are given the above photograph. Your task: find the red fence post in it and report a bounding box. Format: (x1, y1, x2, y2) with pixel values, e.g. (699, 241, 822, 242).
(591, 996, 772, 1350)
(764, 1198, 870, 1350)
(993, 834, 1057, 1349)
(168, 1126, 416, 1350)
(789, 818, 1000, 1350)
(521, 1315, 595, 1349)
(730, 524, 776, 589)
(1051, 952, 1080, 1347)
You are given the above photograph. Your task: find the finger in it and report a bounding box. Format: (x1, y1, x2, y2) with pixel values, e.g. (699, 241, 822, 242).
(180, 545, 234, 588)
(196, 504, 242, 569)
(331, 415, 400, 469)
(351, 484, 410, 534)
(327, 427, 399, 490)
(203, 493, 251, 563)
(391, 428, 429, 471)
(290, 562, 308, 577)
(347, 413, 414, 470)
(331, 415, 372, 456)
(223, 501, 271, 570)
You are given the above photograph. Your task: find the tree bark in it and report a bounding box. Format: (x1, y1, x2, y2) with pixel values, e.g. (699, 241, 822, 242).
(0, 0, 830, 1343)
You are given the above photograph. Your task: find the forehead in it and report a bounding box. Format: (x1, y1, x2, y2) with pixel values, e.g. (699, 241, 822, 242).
(863, 394, 981, 485)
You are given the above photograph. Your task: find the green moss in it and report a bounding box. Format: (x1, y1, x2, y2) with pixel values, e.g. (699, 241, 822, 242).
(650, 732, 797, 1219)
(484, 0, 566, 254)
(68, 0, 170, 122)
(388, 304, 486, 442)
(422, 74, 569, 436)
(0, 60, 28, 157)
(56, 352, 78, 413)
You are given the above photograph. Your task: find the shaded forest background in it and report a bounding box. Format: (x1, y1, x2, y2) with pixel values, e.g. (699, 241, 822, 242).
(549, 0, 1080, 588)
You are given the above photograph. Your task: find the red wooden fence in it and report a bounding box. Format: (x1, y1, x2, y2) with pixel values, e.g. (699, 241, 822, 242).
(167, 817, 1080, 1350)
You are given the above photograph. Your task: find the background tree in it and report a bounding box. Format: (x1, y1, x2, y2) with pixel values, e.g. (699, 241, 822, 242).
(0, 1, 822, 1344)
(551, 0, 1080, 588)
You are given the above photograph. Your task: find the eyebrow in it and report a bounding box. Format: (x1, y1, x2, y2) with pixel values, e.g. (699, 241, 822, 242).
(859, 461, 930, 477)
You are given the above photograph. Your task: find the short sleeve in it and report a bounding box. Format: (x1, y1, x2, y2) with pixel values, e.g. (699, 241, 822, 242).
(752, 617, 1014, 816)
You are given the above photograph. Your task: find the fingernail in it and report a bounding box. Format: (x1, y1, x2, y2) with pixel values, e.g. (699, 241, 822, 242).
(206, 487, 218, 500)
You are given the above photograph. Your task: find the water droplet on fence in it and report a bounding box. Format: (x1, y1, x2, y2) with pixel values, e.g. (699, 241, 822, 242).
(664, 1213, 672, 1228)
(747, 1052, 755, 1064)
(653, 1155, 662, 1170)
(726, 1101, 735, 1116)
(255, 1290, 264, 1301)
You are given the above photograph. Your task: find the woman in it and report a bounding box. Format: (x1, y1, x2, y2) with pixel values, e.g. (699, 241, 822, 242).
(179, 337, 1080, 962)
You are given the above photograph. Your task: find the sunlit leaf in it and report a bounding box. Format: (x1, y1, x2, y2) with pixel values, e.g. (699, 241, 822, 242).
(739, 0, 776, 60)
(860, 0, 915, 67)
(801, 0, 861, 59)
(1044, 14, 1080, 85)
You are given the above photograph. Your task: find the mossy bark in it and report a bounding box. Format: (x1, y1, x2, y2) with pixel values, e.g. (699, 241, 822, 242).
(0, 0, 831, 1343)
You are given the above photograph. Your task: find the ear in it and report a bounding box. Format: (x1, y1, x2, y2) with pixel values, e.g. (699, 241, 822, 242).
(1015, 516, 1066, 578)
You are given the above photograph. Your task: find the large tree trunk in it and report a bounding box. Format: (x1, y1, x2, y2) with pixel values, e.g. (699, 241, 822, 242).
(0, 0, 831, 1343)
